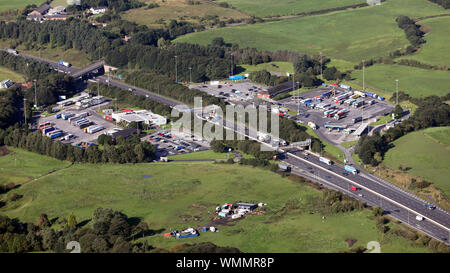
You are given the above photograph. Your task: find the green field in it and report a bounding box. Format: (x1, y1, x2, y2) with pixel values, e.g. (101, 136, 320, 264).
(350, 64, 450, 98)
(168, 150, 234, 160)
(223, 0, 364, 17)
(238, 61, 293, 75)
(398, 16, 450, 67)
(0, 147, 71, 185)
(0, 0, 42, 12)
(122, 0, 249, 28)
(383, 127, 450, 198)
(0, 66, 25, 84)
(0, 147, 430, 252)
(175, 0, 448, 64)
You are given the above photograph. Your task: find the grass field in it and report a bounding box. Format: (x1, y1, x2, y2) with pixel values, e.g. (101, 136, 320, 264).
(0, 147, 430, 252)
(175, 0, 448, 64)
(223, 0, 364, 17)
(122, 0, 249, 28)
(0, 0, 41, 12)
(350, 64, 450, 98)
(0, 66, 25, 84)
(168, 150, 233, 160)
(398, 16, 450, 67)
(238, 61, 293, 75)
(0, 147, 71, 186)
(383, 127, 450, 198)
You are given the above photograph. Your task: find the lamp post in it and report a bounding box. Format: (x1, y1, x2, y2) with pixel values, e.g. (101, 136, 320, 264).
(320, 51, 323, 79)
(33, 79, 37, 109)
(23, 98, 27, 125)
(395, 79, 399, 105)
(189, 67, 192, 83)
(175, 55, 178, 83)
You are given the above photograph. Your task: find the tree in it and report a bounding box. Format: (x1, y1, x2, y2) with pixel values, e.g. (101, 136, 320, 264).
(211, 37, 225, 47)
(323, 67, 338, 81)
(42, 228, 58, 251)
(66, 213, 77, 229)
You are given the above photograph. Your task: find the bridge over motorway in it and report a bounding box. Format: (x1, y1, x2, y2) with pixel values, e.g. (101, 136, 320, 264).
(71, 60, 105, 79)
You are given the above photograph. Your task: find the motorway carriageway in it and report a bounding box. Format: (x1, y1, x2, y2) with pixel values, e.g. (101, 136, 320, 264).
(281, 150, 450, 244)
(204, 114, 450, 244)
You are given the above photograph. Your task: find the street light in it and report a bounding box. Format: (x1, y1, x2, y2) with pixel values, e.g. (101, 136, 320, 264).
(320, 51, 323, 79)
(189, 67, 192, 83)
(362, 60, 365, 91)
(23, 98, 27, 125)
(33, 79, 37, 109)
(175, 55, 178, 83)
(395, 79, 399, 105)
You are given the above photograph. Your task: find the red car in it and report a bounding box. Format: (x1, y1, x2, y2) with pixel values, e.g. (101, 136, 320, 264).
(350, 186, 358, 191)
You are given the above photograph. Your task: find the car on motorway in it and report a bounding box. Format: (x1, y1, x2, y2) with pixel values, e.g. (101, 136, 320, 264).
(350, 186, 359, 191)
(425, 204, 436, 210)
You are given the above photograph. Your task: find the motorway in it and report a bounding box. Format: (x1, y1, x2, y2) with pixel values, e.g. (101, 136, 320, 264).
(10, 50, 450, 245)
(201, 112, 450, 244)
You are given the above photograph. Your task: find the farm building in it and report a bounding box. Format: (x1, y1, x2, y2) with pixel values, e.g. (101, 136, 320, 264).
(90, 7, 108, 14)
(27, 3, 50, 21)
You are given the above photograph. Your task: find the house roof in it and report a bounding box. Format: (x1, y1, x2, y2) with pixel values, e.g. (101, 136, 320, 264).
(35, 3, 50, 14)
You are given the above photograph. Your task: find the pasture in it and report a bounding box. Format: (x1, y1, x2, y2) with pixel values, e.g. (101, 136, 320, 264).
(0, 0, 41, 12)
(383, 127, 450, 198)
(0, 147, 429, 252)
(175, 0, 448, 64)
(223, 0, 364, 17)
(399, 16, 450, 67)
(122, 0, 249, 28)
(350, 64, 450, 98)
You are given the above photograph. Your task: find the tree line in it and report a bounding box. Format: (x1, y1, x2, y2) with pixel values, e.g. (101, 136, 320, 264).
(0, 126, 156, 164)
(427, 0, 450, 9)
(0, 207, 241, 253)
(355, 94, 450, 165)
(67, 0, 145, 13)
(396, 15, 425, 48)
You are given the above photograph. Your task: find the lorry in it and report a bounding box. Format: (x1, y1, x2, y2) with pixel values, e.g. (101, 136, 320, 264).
(334, 111, 346, 120)
(339, 84, 351, 90)
(308, 121, 317, 130)
(59, 60, 71, 67)
(62, 113, 74, 120)
(278, 163, 291, 172)
(6, 48, 18, 55)
(319, 157, 333, 165)
(86, 125, 104, 134)
(50, 131, 63, 139)
(42, 127, 55, 136)
(352, 116, 362, 123)
(364, 92, 377, 99)
(344, 165, 358, 175)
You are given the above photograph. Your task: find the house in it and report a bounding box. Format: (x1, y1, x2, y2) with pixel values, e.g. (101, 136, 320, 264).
(27, 3, 50, 21)
(90, 6, 108, 15)
(0, 79, 14, 89)
(47, 6, 66, 15)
